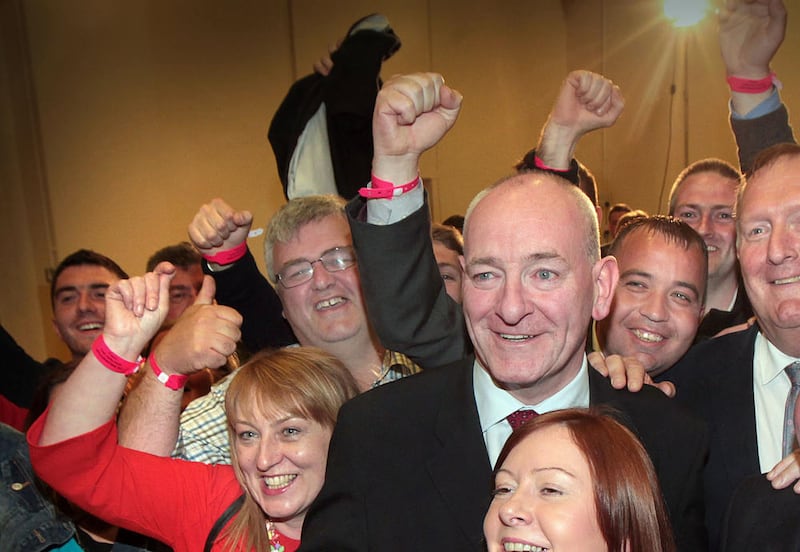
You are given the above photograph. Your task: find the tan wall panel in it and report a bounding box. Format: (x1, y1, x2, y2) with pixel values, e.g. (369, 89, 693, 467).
(3, 0, 800, 360)
(427, 0, 568, 220)
(24, 0, 292, 279)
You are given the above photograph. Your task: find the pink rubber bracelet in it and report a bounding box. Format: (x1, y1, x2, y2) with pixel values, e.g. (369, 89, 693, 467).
(148, 353, 188, 391)
(91, 335, 141, 376)
(533, 155, 568, 173)
(726, 73, 780, 94)
(202, 242, 247, 265)
(359, 175, 419, 199)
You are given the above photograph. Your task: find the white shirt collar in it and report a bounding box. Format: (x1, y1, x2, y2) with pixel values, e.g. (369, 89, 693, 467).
(755, 331, 800, 386)
(474, 355, 591, 433)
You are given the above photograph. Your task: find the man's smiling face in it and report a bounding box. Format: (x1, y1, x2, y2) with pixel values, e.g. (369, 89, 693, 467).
(597, 228, 705, 376)
(738, 154, 800, 355)
(273, 215, 369, 348)
(52, 264, 119, 358)
(461, 175, 610, 404)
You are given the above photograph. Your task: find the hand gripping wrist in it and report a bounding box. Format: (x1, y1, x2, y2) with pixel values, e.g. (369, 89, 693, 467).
(148, 353, 189, 391)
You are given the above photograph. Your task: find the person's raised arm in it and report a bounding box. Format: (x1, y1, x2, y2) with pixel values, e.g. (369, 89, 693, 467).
(720, 0, 786, 116)
(38, 266, 173, 446)
(370, 72, 461, 186)
(348, 73, 468, 368)
(117, 275, 241, 454)
(520, 70, 623, 174)
(720, 0, 795, 172)
(189, 198, 294, 352)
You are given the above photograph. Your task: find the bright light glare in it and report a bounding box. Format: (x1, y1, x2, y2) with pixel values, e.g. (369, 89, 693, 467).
(664, 0, 709, 28)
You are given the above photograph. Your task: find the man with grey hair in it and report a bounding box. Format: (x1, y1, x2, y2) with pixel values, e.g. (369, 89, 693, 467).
(297, 72, 707, 551)
(118, 194, 419, 464)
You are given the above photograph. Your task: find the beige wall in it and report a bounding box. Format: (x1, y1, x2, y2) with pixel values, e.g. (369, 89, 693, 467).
(2, 0, 799, 360)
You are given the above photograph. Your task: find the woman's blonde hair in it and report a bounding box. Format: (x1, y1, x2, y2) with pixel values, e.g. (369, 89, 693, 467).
(218, 347, 359, 551)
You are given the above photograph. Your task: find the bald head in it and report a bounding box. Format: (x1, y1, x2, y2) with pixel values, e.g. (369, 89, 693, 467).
(464, 171, 600, 264)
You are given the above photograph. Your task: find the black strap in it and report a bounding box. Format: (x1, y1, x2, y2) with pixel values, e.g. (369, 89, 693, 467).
(204, 494, 245, 552)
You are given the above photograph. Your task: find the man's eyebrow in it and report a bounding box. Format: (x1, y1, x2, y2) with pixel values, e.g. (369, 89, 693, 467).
(620, 269, 700, 298)
(280, 245, 351, 267)
(674, 280, 701, 298)
(54, 282, 110, 296)
(54, 285, 78, 297)
(619, 269, 654, 280)
(523, 252, 563, 263)
(468, 252, 562, 267)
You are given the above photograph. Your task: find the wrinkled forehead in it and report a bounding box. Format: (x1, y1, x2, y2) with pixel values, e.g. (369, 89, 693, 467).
(739, 156, 800, 218)
(276, 215, 352, 258)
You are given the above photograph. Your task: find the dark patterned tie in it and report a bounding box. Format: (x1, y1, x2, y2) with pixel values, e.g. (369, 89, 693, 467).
(506, 409, 538, 431)
(782, 362, 800, 457)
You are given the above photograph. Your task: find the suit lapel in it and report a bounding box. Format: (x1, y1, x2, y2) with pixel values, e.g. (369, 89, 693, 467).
(427, 359, 492, 551)
(715, 326, 760, 480)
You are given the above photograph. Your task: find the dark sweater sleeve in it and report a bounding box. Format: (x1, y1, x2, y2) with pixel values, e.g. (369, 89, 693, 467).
(731, 103, 796, 174)
(346, 194, 469, 368)
(0, 324, 49, 408)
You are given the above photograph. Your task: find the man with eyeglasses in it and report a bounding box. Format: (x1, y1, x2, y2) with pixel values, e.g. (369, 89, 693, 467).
(118, 194, 419, 464)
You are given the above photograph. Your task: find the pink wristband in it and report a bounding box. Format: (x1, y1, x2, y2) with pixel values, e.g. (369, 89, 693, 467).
(202, 242, 247, 265)
(726, 73, 780, 94)
(148, 353, 188, 391)
(533, 155, 568, 173)
(359, 175, 419, 199)
(91, 335, 141, 376)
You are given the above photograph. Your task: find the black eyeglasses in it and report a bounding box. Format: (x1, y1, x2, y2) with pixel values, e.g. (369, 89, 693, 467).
(276, 247, 357, 288)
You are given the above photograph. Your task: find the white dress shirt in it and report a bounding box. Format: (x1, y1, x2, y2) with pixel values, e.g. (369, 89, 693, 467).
(753, 332, 799, 472)
(473, 356, 590, 468)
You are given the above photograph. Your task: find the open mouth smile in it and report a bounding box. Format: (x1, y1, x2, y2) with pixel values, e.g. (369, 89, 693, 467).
(772, 275, 800, 285)
(503, 543, 548, 551)
(632, 329, 664, 343)
(264, 474, 296, 490)
(315, 297, 346, 310)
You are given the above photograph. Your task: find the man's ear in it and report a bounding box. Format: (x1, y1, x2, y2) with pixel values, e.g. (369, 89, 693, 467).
(591, 255, 618, 321)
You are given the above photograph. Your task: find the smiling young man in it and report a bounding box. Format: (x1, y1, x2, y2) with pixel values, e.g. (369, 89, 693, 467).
(1, 250, 127, 430)
(51, 249, 128, 361)
(668, 160, 752, 340)
(596, 216, 707, 377)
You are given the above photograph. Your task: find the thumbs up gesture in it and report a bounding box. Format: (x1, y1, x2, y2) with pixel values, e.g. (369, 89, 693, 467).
(151, 273, 243, 376)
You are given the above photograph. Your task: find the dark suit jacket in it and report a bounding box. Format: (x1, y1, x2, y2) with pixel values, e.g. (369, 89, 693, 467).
(730, 103, 795, 175)
(721, 475, 800, 551)
(299, 358, 707, 551)
(660, 325, 761, 551)
(201, 249, 296, 353)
